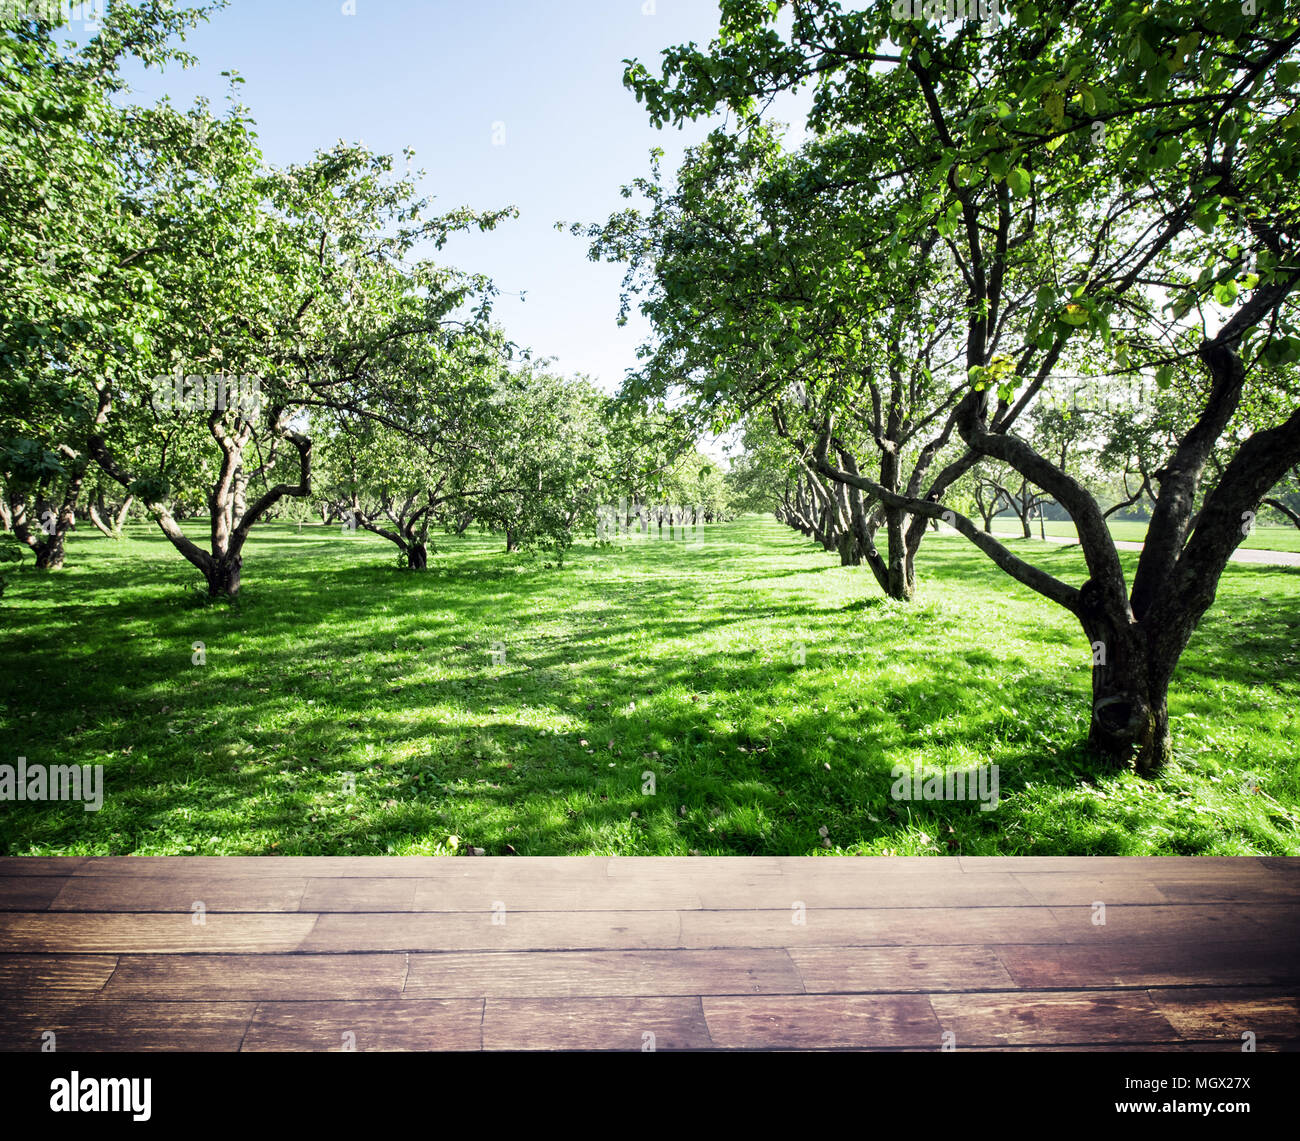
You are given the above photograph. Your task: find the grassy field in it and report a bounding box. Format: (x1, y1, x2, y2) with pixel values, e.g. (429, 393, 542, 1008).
(991, 515, 1300, 552)
(1, 515, 1297, 857)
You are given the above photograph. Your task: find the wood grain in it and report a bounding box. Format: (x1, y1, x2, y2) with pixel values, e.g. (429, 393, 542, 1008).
(0, 954, 117, 995)
(0, 877, 69, 911)
(702, 994, 941, 1049)
(0, 998, 254, 1051)
(788, 946, 1016, 992)
(242, 999, 484, 1051)
(680, 905, 1072, 947)
(0, 855, 1294, 1051)
(1144, 987, 1300, 1045)
(483, 997, 713, 1050)
(997, 941, 1300, 989)
(101, 953, 409, 999)
(302, 910, 680, 952)
(0, 912, 316, 953)
(50, 875, 308, 913)
(404, 948, 804, 997)
(928, 990, 1181, 1046)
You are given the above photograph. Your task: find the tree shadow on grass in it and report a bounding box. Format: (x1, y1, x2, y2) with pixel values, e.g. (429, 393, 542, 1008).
(0, 523, 1295, 856)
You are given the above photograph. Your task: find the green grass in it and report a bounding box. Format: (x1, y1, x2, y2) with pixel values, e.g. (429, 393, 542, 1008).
(990, 515, 1300, 552)
(1, 516, 1297, 857)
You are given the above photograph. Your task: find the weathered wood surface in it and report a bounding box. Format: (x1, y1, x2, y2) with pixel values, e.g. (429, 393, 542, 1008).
(0, 856, 1295, 1051)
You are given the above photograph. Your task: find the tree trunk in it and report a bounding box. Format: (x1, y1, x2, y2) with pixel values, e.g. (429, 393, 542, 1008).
(884, 508, 914, 601)
(1080, 609, 1171, 776)
(505, 529, 520, 553)
(88, 500, 115, 538)
(407, 542, 428, 570)
(12, 473, 83, 569)
(205, 554, 243, 598)
(33, 534, 66, 570)
(89, 490, 132, 539)
(836, 533, 858, 566)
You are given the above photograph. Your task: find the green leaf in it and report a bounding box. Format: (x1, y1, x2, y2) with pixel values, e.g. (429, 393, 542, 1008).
(1213, 279, 1238, 306)
(1007, 167, 1031, 198)
(1264, 336, 1300, 366)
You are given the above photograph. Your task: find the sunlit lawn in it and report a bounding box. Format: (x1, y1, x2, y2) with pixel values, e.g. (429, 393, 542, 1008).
(1, 515, 1296, 857)
(987, 515, 1300, 553)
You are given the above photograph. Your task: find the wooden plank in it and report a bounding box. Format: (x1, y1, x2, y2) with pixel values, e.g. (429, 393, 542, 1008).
(928, 990, 1182, 1046)
(242, 999, 483, 1051)
(0, 913, 316, 953)
(21, 854, 1300, 880)
(968, 1043, 1245, 1052)
(1008, 873, 1171, 906)
(1048, 903, 1299, 943)
(0, 954, 117, 995)
(1016, 871, 1300, 905)
(680, 906, 1070, 948)
(1145, 987, 1300, 1045)
(0, 998, 253, 1051)
(404, 948, 804, 998)
(101, 953, 409, 1000)
(483, 997, 712, 1050)
(692, 872, 1038, 910)
(305, 872, 700, 914)
(603, 856, 964, 878)
(0, 877, 69, 911)
(0, 858, 85, 876)
(49, 875, 308, 913)
(788, 946, 1016, 993)
(302, 911, 680, 953)
(702, 994, 941, 1049)
(61, 856, 607, 878)
(1146, 876, 1300, 904)
(410, 877, 704, 912)
(959, 856, 1291, 875)
(601, 856, 789, 879)
(300, 879, 419, 912)
(997, 941, 1300, 989)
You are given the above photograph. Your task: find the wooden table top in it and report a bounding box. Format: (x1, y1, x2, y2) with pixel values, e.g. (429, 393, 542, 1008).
(1, 856, 1296, 1051)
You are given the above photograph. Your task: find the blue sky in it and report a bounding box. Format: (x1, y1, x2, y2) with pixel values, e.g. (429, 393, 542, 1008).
(102, 0, 742, 394)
